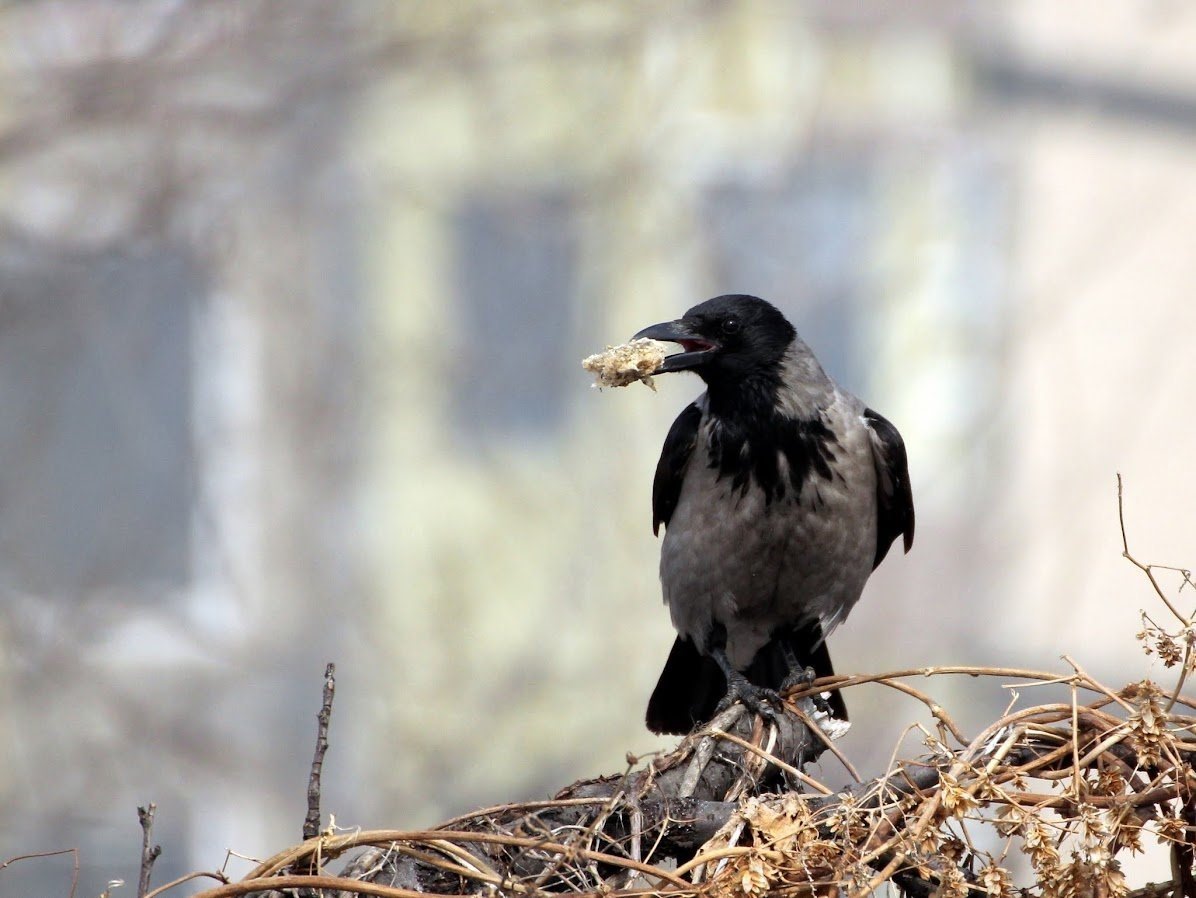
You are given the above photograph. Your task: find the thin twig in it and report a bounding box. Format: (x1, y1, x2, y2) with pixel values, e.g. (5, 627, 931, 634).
(438, 796, 614, 829)
(386, 843, 524, 892)
(672, 846, 786, 879)
(137, 804, 162, 898)
(872, 677, 970, 746)
(144, 870, 231, 898)
(711, 728, 832, 795)
(1167, 641, 1193, 714)
(0, 848, 80, 898)
(785, 701, 863, 782)
(303, 662, 336, 842)
(250, 829, 696, 890)
(1119, 473, 1191, 627)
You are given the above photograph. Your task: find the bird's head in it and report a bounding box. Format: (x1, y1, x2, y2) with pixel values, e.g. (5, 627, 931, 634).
(633, 294, 797, 386)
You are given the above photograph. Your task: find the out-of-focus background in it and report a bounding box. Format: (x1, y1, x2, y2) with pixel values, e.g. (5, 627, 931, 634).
(2, 1, 1194, 893)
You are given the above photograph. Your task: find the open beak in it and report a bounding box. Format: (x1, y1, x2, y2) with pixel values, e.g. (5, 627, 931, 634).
(632, 320, 719, 372)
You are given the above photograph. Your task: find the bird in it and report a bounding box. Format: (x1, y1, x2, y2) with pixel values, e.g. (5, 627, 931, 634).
(631, 294, 914, 735)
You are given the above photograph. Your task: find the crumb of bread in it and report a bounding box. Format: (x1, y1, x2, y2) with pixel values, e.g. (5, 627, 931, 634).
(581, 338, 668, 389)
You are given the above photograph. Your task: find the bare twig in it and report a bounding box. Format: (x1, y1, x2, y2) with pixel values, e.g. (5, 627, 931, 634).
(0, 848, 80, 898)
(1174, 791, 1196, 898)
(137, 804, 162, 898)
(710, 727, 832, 795)
(1119, 473, 1191, 627)
(785, 700, 864, 782)
(143, 870, 231, 898)
(303, 662, 337, 843)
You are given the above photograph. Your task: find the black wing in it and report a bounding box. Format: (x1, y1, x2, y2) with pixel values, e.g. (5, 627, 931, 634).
(651, 402, 703, 536)
(863, 407, 915, 568)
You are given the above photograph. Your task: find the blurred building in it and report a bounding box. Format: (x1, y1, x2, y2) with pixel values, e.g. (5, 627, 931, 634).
(0, 4, 369, 891)
(361, 0, 1003, 821)
(0, 2, 1192, 894)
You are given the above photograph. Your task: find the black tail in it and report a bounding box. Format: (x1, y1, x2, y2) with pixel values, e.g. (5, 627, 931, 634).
(645, 623, 846, 736)
(746, 621, 848, 721)
(645, 637, 725, 735)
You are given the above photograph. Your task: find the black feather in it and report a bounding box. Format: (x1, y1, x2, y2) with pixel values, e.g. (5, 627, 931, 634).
(706, 413, 838, 504)
(645, 637, 725, 735)
(646, 620, 846, 735)
(652, 402, 702, 536)
(863, 407, 915, 568)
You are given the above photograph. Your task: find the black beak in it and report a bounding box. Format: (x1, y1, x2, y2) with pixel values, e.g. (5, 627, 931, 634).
(632, 320, 719, 373)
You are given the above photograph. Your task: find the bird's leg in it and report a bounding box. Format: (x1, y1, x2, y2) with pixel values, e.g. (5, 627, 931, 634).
(778, 644, 836, 717)
(778, 643, 816, 693)
(711, 647, 784, 722)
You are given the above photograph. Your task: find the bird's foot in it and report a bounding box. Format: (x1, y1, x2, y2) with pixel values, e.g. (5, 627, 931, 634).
(780, 664, 817, 694)
(781, 665, 839, 718)
(714, 670, 786, 723)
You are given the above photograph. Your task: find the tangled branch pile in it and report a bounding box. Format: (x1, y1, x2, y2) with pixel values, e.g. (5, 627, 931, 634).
(154, 484, 1196, 898)
(172, 656, 1196, 898)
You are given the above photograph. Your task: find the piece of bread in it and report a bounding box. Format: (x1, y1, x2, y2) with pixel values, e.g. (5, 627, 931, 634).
(581, 338, 667, 389)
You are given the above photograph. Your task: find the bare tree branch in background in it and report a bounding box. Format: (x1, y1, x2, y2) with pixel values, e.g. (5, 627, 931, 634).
(137, 804, 161, 898)
(0, 848, 80, 898)
(303, 663, 337, 843)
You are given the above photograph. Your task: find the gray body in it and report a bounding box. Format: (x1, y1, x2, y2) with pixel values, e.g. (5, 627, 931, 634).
(633, 293, 913, 734)
(660, 347, 879, 668)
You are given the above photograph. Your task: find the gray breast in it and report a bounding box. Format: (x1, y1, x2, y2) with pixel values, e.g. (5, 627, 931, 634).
(659, 392, 879, 670)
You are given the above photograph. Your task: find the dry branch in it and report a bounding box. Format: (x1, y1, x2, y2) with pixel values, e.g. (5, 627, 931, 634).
(137, 803, 161, 898)
(177, 657, 1196, 898)
(153, 480, 1196, 897)
(302, 663, 337, 842)
(0, 848, 80, 898)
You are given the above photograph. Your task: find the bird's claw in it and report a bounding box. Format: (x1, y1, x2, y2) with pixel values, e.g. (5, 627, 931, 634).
(780, 664, 817, 693)
(714, 672, 786, 723)
(781, 665, 839, 718)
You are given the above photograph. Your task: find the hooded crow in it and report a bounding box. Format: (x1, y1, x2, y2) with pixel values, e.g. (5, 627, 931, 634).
(633, 295, 914, 735)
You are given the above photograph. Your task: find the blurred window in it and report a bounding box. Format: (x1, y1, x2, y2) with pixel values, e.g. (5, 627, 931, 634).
(452, 190, 577, 440)
(0, 243, 198, 596)
(702, 161, 875, 394)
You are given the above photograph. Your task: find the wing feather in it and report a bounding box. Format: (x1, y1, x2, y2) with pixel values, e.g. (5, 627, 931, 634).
(652, 402, 703, 536)
(863, 407, 915, 568)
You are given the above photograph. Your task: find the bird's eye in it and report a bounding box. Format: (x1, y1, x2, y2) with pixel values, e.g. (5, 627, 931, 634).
(721, 317, 741, 335)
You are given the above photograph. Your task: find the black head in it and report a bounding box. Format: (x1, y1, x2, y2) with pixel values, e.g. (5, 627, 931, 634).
(632, 295, 797, 386)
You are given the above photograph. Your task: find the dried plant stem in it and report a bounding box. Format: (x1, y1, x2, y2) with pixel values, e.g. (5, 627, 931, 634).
(711, 728, 832, 795)
(785, 701, 863, 782)
(303, 662, 336, 843)
(137, 804, 161, 898)
(1119, 473, 1190, 627)
(0, 848, 80, 898)
(143, 870, 230, 898)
